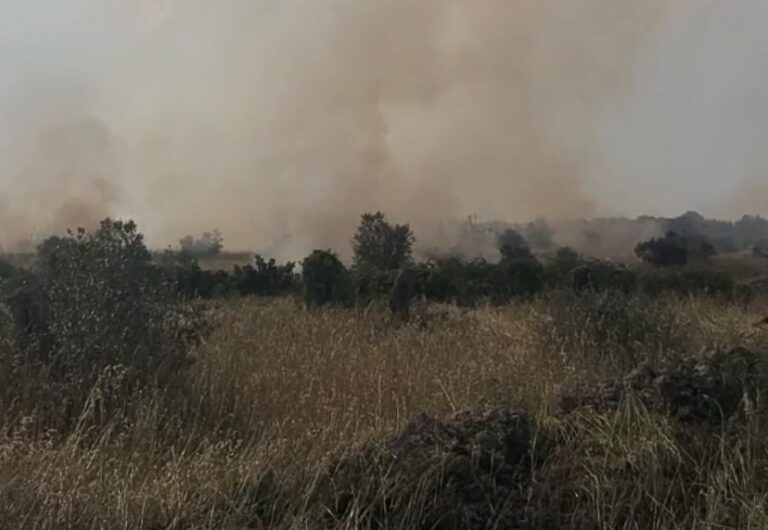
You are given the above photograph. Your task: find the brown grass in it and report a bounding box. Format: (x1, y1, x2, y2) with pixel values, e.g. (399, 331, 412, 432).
(1, 295, 768, 528)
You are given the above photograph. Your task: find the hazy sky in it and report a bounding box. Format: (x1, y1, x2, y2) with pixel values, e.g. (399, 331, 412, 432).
(597, 0, 768, 218)
(0, 1, 766, 253)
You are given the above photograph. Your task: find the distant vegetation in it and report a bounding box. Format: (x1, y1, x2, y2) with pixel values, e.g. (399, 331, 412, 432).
(178, 228, 224, 257)
(143, 211, 765, 314)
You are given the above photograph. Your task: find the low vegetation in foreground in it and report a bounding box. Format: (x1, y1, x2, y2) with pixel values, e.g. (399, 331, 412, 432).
(0, 215, 767, 529)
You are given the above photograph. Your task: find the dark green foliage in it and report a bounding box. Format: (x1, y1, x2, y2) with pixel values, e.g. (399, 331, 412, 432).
(234, 255, 297, 296)
(497, 229, 530, 260)
(179, 229, 224, 258)
(159, 252, 296, 299)
(406, 255, 543, 307)
(158, 250, 233, 299)
(572, 259, 638, 294)
(3, 219, 209, 425)
(352, 212, 414, 271)
(690, 241, 718, 261)
(302, 250, 352, 308)
(352, 266, 398, 304)
(543, 247, 584, 288)
(176, 266, 233, 299)
(635, 231, 689, 267)
(1, 270, 51, 355)
(639, 268, 736, 298)
(492, 253, 544, 304)
(0, 256, 20, 280)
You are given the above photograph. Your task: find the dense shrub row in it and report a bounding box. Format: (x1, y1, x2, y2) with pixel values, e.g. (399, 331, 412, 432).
(153, 212, 745, 312)
(160, 251, 298, 299)
(164, 248, 740, 310)
(0, 214, 752, 428)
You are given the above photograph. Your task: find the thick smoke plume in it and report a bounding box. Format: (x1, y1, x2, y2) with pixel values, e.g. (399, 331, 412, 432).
(1, 1, 765, 258)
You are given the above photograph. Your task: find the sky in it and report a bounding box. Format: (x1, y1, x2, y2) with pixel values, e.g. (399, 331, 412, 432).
(0, 0, 766, 255)
(596, 0, 768, 218)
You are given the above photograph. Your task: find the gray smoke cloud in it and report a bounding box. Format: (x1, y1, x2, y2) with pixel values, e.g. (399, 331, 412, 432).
(1, 1, 765, 258)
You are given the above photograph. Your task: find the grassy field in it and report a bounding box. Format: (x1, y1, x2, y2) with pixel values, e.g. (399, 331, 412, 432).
(1, 293, 768, 529)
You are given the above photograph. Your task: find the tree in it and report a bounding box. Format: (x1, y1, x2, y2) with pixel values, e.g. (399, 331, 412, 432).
(635, 231, 688, 267)
(302, 250, 352, 308)
(497, 229, 530, 260)
(352, 212, 414, 271)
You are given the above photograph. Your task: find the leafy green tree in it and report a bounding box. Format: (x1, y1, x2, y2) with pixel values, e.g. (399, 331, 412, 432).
(635, 231, 688, 267)
(302, 250, 352, 308)
(352, 212, 414, 271)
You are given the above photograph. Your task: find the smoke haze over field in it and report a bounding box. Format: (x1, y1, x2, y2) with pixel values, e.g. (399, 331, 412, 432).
(0, 1, 766, 257)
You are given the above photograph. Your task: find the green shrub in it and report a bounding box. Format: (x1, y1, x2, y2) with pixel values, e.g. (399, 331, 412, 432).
(4, 219, 209, 426)
(572, 259, 638, 294)
(639, 268, 735, 298)
(543, 247, 584, 288)
(635, 231, 689, 267)
(234, 255, 297, 297)
(302, 250, 352, 308)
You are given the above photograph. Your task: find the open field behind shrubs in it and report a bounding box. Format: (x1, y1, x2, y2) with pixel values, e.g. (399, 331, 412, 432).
(2, 294, 768, 529)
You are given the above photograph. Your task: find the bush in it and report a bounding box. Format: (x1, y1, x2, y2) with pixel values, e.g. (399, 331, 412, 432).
(635, 231, 689, 267)
(572, 259, 638, 294)
(320, 408, 533, 529)
(639, 268, 735, 298)
(543, 247, 583, 288)
(234, 255, 297, 297)
(562, 347, 768, 425)
(351, 266, 397, 305)
(491, 254, 544, 303)
(3, 219, 209, 426)
(157, 250, 233, 299)
(302, 250, 352, 308)
(497, 228, 530, 260)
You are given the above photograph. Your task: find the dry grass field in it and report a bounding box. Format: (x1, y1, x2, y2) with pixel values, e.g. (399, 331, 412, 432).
(2, 293, 768, 529)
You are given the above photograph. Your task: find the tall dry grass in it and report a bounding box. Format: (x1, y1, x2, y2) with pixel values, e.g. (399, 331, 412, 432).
(1, 294, 768, 528)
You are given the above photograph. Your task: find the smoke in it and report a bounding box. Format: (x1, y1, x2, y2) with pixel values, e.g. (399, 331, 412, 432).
(0, 116, 120, 245)
(6, 0, 763, 259)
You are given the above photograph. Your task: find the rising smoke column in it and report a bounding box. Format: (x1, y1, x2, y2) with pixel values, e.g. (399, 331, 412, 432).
(1, 0, 668, 256)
